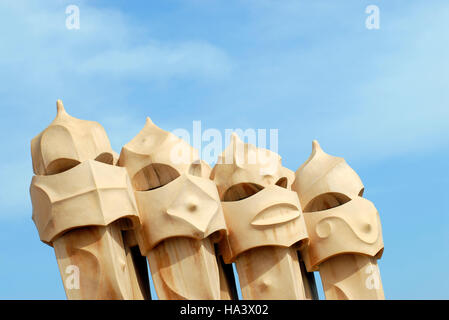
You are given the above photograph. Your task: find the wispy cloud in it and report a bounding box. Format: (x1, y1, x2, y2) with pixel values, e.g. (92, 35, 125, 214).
(2, 0, 449, 218)
(0, 1, 232, 86)
(182, 1, 449, 167)
(0, 0, 232, 217)
(314, 2, 449, 163)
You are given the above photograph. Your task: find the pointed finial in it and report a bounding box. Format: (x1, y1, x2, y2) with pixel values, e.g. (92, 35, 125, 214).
(312, 140, 320, 151)
(145, 116, 154, 125)
(229, 132, 245, 166)
(295, 140, 324, 173)
(56, 99, 70, 117)
(311, 140, 324, 157)
(230, 132, 241, 142)
(229, 132, 244, 149)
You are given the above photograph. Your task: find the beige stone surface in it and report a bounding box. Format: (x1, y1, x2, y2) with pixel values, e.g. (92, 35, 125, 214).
(294, 140, 384, 300)
(212, 133, 309, 300)
(119, 117, 227, 300)
(30, 100, 142, 299)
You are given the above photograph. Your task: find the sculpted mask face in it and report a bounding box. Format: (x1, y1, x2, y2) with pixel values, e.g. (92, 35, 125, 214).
(30, 101, 139, 245)
(30, 160, 140, 245)
(293, 141, 384, 271)
(211, 134, 308, 263)
(29, 100, 141, 300)
(118, 117, 227, 255)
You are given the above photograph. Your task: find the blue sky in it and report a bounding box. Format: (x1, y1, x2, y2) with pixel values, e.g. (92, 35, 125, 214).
(0, 0, 448, 299)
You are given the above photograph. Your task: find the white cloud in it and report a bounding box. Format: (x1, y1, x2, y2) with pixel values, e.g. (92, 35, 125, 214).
(0, 0, 233, 218)
(2, 0, 449, 218)
(0, 1, 232, 83)
(314, 2, 449, 163)
(194, 1, 449, 166)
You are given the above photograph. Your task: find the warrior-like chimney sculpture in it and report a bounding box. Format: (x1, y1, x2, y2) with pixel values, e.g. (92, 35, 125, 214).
(29, 101, 385, 300)
(29, 100, 147, 299)
(118, 117, 231, 299)
(293, 140, 384, 299)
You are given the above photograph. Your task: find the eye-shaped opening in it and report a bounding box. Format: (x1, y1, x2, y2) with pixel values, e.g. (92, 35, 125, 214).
(46, 158, 81, 175)
(303, 192, 351, 213)
(359, 188, 365, 197)
(45, 152, 114, 175)
(275, 177, 288, 188)
(223, 183, 264, 202)
(132, 163, 180, 191)
(95, 152, 114, 165)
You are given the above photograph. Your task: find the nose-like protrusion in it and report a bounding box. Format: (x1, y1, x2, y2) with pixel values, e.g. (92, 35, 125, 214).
(188, 203, 198, 212)
(187, 196, 199, 212)
(165, 177, 220, 234)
